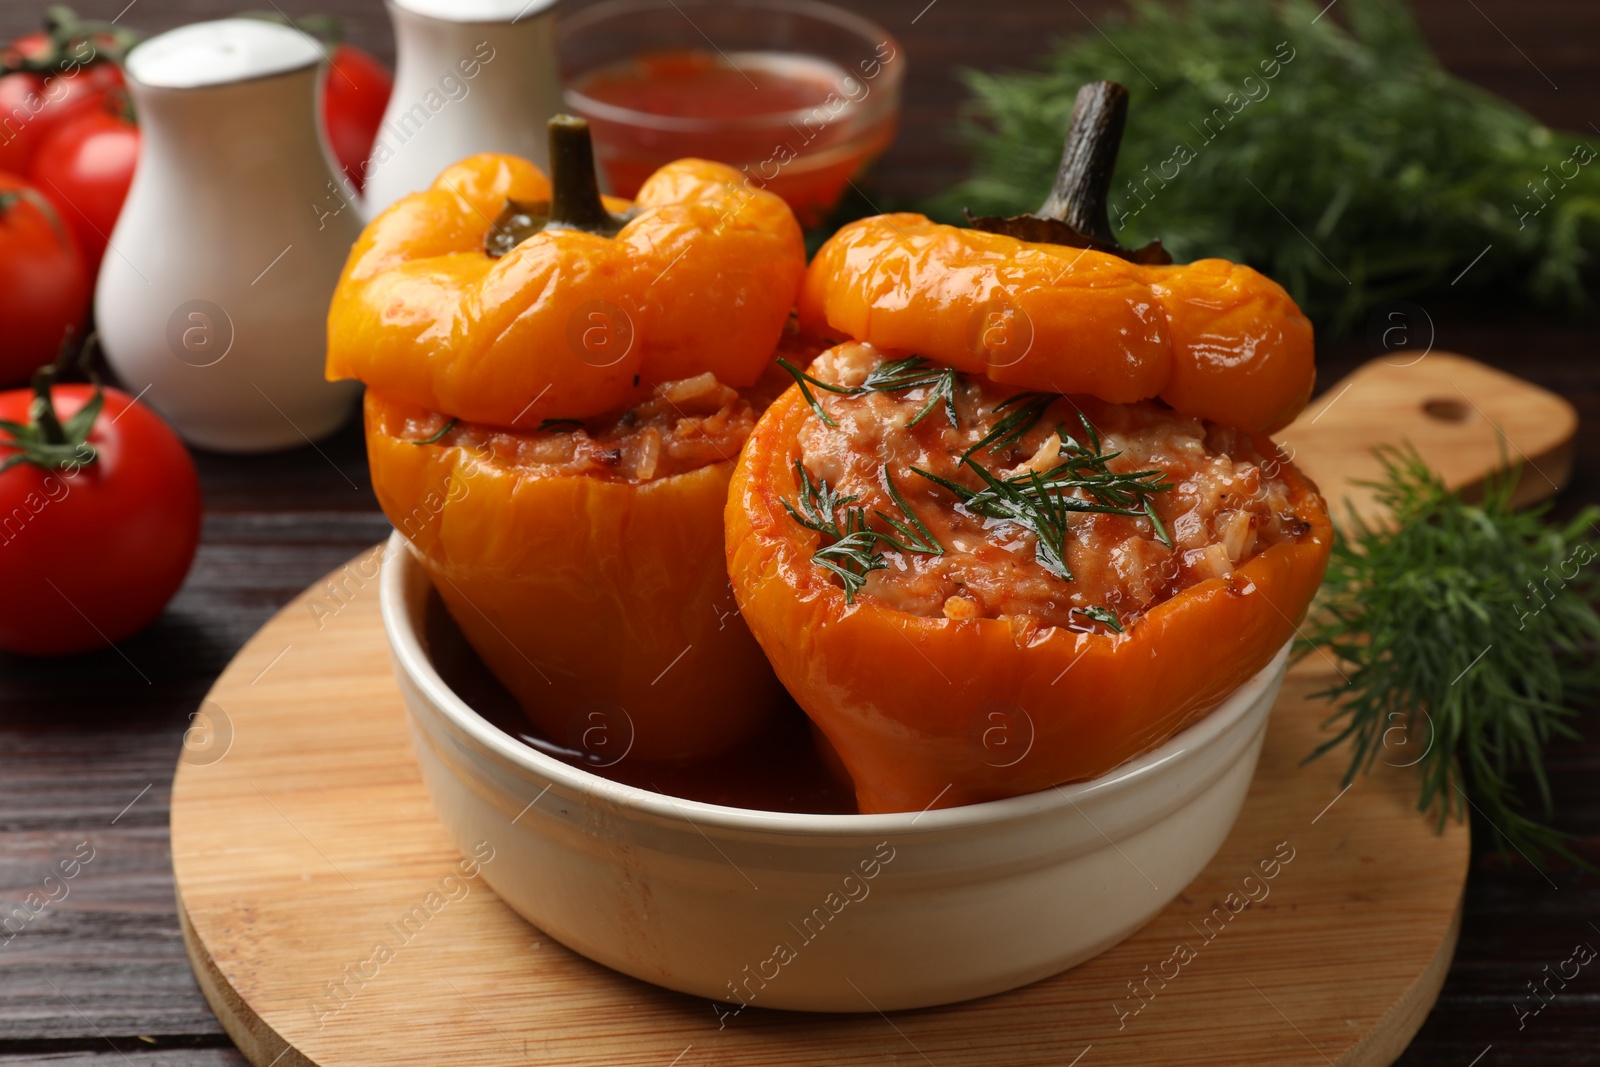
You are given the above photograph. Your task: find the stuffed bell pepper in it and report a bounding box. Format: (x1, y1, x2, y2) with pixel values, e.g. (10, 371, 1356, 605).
(329, 117, 808, 761)
(726, 83, 1332, 813)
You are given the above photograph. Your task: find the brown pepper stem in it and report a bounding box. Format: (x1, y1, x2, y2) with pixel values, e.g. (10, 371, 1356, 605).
(1036, 81, 1127, 243)
(963, 79, 1170, 265)
(546, 115, 623, 236)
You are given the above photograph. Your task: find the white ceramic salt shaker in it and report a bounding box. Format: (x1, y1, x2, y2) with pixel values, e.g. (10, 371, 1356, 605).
(361, 0, 563, 216)
(96, 19, 361, 453)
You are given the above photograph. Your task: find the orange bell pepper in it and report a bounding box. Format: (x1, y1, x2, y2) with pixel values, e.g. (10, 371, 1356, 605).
(366, 389, 785, 762)
(328, 118, 807, 761)
(726, 380, 1332, 813)
(799, 214, 1314, 434)
(736, 76, 1328, 810)
(329, 119, 805, 427)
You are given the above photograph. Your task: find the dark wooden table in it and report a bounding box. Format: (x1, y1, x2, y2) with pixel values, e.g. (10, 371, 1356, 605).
(1, 1, 1596, 1064)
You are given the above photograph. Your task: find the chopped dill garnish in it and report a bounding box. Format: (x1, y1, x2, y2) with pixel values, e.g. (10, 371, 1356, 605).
(916, 411, 1174, 579)
(777, 358, 852, 428)
(783, 368, 1175, 595)
(782, 461, 944, 603)
(782, 460, 859, 540)
(1048, 414, 1175, 538)
(1303, 445, 1600, 873)
(989, 463, 1074, 580)
(779, 356, 961, 430)
(861, 357, 961, 428)
(1073, 605, 1124, 633)
(1143, 497, 1173, 550)
(875, 465, 945, 556)
(410, 418, 457, 446)
(962, 392, 1054, 459)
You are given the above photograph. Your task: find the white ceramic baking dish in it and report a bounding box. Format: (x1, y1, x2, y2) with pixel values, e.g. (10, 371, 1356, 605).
(379, 531, 1288, 1012)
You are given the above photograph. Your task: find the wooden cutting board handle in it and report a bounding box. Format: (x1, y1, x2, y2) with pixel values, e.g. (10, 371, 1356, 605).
(1274, 351, 1578, 525)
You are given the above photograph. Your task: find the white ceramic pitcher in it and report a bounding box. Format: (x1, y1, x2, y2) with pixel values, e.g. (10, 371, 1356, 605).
(97, 19, 361, 453)
(361, 0, 564, 216)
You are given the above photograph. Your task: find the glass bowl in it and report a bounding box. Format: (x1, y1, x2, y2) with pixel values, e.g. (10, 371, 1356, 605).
(559, 0, 904, 227)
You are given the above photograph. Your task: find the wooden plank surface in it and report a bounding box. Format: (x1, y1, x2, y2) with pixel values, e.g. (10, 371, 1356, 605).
(0, 1, 1598, 1065)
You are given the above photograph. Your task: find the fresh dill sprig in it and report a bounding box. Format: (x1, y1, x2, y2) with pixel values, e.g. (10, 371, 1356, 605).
(782, 463, 881, 602)
(1045, 413, 1175, 531)
(782, 460, 857, 538)
(1143, 498, 1173, 550)
(962, 392, 1055, 459)
(918, 460, 1076, 579)
(862, 357, 961, 429)
(782, 461, 945, 603)
(813, 528, 885, 603)
(1303, 446, 1600, 873)
(875, 465, 945, 556)
(777, 358, 853, 428)
(917, 411, 1174, 577)
(778, 356, 961, 430)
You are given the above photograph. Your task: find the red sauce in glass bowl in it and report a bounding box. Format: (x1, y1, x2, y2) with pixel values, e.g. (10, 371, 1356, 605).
(578, 49, 841, 119)
(568, 48, 899, 227)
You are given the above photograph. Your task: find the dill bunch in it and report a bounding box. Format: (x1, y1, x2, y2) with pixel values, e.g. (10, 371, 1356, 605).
(928, 0, 1600, 332)
(1303, 447, 1600, 871)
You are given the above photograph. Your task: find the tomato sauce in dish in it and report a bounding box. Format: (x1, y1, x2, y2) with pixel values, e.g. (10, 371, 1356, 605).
(567, 49, 898, 226)
(576, 49, 843, 120)
(794, 342, 1318, 634)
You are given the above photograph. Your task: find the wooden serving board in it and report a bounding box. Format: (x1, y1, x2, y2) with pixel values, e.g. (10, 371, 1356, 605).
(1276, 351, 1577, 524)
(172, 353, 1575, 1066)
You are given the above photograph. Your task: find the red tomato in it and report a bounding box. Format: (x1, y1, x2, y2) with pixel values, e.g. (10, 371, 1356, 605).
(0, 71, 54, 174)
(0, 380, 201, 656)
(61, 57, 126, 97)
(321, 44, 392, 192)
(0, 61, 123, 175)
(0, 174, 89, 385)
(29, 103, 138, 277)
(0, 31, 52, 72)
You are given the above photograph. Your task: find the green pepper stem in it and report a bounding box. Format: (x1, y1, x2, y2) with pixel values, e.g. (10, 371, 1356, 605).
(546, 115, 622, 236)
(482, 115, 629, 257)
